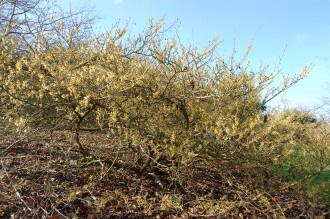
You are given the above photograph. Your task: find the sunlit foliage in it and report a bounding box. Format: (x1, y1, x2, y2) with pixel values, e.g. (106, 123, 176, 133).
(0, 0, 329, 214)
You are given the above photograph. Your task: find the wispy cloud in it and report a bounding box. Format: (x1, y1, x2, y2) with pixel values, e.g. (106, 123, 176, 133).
(113, 0, 124, 5)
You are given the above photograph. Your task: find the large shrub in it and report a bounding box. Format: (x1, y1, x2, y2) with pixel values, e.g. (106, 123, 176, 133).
(1, 19, 314, 176)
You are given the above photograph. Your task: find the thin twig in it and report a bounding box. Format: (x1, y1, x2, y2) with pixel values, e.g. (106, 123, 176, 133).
(0, 160, 32, 212)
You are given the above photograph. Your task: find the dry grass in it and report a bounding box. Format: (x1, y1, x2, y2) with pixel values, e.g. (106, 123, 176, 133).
(0, 128, 328, 218)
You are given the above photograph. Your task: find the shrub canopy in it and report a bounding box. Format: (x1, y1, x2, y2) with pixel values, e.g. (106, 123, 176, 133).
(0, 0, 329, 212)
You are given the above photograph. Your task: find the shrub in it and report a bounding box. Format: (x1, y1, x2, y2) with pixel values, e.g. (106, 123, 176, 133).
(0, 19, 309, 170)
(1, 1, 328, 210)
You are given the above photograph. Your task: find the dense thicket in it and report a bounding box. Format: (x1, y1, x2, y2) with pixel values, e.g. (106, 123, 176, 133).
(0, 0, 329, 217)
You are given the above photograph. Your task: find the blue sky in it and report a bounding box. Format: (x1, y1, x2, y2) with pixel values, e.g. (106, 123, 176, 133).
(59, 0, 330, 108)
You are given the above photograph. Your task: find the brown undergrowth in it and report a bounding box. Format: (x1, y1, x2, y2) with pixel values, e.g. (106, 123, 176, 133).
(0, 129, 328, 219)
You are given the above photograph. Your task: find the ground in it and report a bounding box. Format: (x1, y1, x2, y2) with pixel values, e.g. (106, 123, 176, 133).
(0, 129, 328, 218)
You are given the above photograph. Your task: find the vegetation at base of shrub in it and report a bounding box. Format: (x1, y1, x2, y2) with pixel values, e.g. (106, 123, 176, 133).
(0, 0, 329, 217)
(0, 129, 328, 218)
